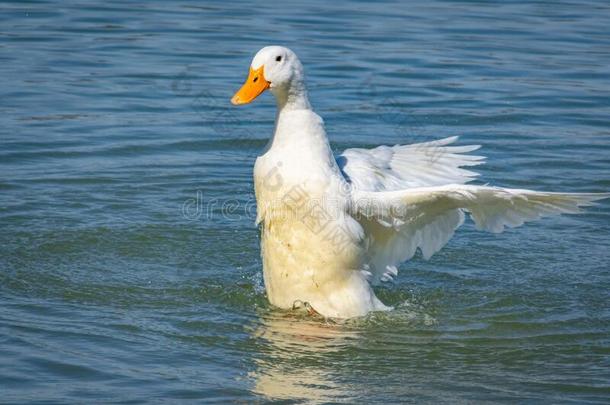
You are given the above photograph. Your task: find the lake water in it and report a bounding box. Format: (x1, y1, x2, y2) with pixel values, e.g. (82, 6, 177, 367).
(2, 0, 610, 403)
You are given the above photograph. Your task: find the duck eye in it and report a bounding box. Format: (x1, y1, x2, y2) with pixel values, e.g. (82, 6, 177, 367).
(253, 76, 258, 83)
(276, 56, 282, 62)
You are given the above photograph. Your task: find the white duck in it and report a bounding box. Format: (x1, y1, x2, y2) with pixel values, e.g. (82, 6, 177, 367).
(231, 45, 608, 319)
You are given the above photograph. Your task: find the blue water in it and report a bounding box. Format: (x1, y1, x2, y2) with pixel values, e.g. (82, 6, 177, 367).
(2, 0, 610, 403)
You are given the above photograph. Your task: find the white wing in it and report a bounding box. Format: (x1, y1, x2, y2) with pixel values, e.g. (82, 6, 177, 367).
(336, 136, 485, 283)
(337, 136, 485, 191)
(351, 184, 608, 283)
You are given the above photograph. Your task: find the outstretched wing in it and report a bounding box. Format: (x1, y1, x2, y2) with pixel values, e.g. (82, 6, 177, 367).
(336, 136, 485, 192)
(336, 136, 485, 283)
(351, 184, 608, 283)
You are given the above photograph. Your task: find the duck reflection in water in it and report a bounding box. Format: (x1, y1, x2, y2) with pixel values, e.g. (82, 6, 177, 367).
(248, 308, 360, 403)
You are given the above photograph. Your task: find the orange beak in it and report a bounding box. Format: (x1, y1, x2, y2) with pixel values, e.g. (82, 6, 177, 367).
(231, 66, 270, 105)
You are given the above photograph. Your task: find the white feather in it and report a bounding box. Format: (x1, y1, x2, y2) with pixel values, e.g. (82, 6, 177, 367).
(337, 136, 485, 191)
(351, 185, 608, 282)
(338, 136, 483, 283)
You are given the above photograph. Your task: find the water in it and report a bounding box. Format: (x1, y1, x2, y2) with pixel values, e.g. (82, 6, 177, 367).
(2, 0, 610, 402)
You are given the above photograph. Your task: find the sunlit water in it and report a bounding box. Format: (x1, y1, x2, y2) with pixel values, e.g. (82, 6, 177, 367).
(2, 0, 610, 403)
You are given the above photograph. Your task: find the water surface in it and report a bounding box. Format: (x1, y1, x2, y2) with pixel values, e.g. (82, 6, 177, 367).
(2, 0, 610, 403)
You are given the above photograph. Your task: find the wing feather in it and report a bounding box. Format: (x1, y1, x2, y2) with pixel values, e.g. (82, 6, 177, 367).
(337, 136, 607, 285)
(337, 136, 485, 191)
(351, 185, 607, 284)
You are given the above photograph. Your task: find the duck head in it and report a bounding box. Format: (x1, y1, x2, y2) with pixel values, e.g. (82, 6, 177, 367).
(231, 46, 309, 109)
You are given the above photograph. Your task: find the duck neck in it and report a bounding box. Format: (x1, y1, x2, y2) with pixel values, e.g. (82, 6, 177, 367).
(273, 79, 311, 113)
(264, 80, 325, 154)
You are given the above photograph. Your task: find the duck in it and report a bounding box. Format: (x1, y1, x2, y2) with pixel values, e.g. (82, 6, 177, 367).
(231, 45, 608, 319)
